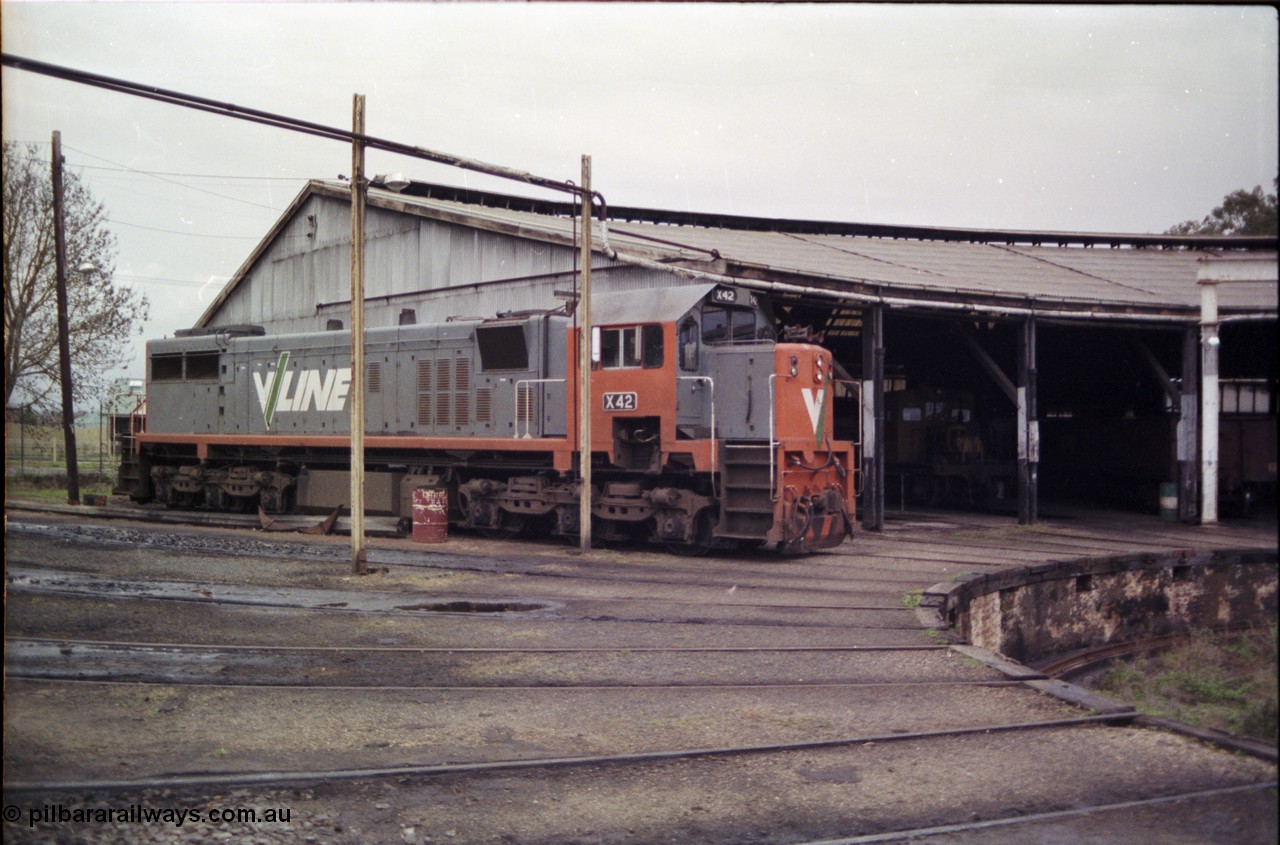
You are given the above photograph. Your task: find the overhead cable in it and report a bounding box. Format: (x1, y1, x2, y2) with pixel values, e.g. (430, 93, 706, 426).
(1, 53, 598, 207)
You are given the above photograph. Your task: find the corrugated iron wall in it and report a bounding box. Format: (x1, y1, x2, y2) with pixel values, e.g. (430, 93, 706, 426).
(208, 196, 686, 335)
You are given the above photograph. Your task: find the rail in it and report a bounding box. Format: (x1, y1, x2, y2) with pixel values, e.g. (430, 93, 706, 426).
(512, 378, 564, 439)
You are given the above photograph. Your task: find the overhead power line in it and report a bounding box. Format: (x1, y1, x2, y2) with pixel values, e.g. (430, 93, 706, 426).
(7, 144, 300, 181)
(1, 53, 601, 209)
(8, 147, 285, 211)
(74, 163, 303, 182)
(108, 218, 263, 239)
(114, 272, 228, 288)
(64, 145, 283, 210)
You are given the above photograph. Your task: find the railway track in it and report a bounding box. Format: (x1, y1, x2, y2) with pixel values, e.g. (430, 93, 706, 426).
(7, 636, 996, 690)
(4, 508, 1277, 845)
(4, 713, 1130, 793)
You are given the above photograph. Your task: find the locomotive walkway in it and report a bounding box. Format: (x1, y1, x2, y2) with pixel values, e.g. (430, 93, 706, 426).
(3, 500, 1277, 844)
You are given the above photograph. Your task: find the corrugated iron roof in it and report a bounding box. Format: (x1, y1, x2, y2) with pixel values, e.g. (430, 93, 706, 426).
(592, 284, 715, 326)
(200, 179, 1277, 328)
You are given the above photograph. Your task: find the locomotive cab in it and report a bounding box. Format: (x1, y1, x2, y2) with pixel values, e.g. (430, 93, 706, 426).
(581, 284, 856, 552)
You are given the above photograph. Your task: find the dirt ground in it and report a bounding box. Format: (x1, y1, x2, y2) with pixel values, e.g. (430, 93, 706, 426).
(4, 507, 1277, 844)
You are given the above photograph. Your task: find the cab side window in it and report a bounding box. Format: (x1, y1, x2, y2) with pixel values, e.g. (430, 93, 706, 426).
(678, 318, 699, 371)
(600, 324, 664, 369)
(702, 306, 758, 345)
(702, 307, 729, 344)
(642, 324, 663, 368)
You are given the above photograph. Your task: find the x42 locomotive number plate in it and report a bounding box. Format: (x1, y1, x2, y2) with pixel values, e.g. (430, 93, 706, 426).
(602, 392, 638, 411)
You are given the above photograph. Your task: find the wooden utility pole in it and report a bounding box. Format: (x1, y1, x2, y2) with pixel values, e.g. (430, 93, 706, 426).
(349, 94, 368, 573)
(578, 155, 593, 552)
(51, 130, 80, 505)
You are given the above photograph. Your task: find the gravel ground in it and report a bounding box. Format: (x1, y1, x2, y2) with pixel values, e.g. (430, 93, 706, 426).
(4, 728, 1276, 844)
(4, 508, 1276, 844)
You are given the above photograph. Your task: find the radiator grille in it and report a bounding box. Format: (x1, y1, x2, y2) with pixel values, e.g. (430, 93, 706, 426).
(475, 388, 493, 423)
(416, 360, 432, 427)
(435, 359, 452, 426)
(516, 384, 534, 428)
(454, 358, 472, 426)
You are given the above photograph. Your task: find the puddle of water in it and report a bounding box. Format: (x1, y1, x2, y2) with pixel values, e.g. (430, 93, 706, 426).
(394, 601, 547, 614)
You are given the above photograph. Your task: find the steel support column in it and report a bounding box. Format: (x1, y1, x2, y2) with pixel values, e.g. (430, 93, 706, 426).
(1178, 327, 1199, 523)
(1017, 317, 1039, 525)
(861, 305, 884, 531)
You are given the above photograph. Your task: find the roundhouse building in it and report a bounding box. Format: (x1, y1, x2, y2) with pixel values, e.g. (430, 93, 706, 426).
(188, 179, 1278, 528)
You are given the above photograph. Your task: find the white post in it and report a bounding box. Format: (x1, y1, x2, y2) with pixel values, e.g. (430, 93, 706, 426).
(1195, 255, 1279, 524)
(1198, 276, 1219, 525)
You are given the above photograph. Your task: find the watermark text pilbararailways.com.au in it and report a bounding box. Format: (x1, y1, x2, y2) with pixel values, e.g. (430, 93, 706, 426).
(5, 803, 292, 828)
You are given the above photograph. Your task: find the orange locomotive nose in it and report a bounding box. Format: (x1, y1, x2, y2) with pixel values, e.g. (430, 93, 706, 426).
(770, 343, 857, 553)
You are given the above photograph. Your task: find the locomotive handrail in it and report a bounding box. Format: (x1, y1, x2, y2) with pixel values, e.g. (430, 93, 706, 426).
(837, 378, 865, 496)
(131, 396, 147, 435)
(768, 375, 778, 499)
(513, 378, 564, 439)
(677, 376, 717, 496)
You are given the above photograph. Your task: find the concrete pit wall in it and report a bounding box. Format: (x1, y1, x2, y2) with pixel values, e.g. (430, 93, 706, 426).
(934, 549, 1278, 665)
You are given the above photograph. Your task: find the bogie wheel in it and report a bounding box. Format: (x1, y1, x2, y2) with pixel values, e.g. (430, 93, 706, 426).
(478, 512, 528, 540)
(664, 508, 717, 557)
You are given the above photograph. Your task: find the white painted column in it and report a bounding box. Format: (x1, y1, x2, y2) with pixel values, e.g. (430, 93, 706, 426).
(1198, 278, 1220, 525)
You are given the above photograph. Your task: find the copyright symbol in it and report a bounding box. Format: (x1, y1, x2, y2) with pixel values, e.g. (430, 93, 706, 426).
(2, 805, 21, 823)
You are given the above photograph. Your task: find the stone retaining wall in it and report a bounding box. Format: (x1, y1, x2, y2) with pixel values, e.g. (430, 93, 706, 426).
(930, 549, 1278, 664)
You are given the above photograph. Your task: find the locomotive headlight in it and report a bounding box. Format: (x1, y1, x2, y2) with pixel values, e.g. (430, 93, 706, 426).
(814, 355, 825, 383)
(789, 355, 798, 377)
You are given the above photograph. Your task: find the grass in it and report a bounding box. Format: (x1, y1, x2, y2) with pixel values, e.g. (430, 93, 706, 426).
(5, 472, 116, 503)
(1098, 625, 1279, 742)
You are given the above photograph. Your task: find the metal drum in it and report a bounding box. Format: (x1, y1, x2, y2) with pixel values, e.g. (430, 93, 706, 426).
(412, 487, 449, 543)
(1159, 482, 1178, 523)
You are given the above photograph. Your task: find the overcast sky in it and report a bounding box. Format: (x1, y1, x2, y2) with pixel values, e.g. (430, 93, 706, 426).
(3, 3, 1277, 383)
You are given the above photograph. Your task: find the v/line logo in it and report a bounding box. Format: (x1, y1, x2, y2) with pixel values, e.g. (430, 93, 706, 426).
(253, 352, 352, 428)
(801, 378, 831, 445)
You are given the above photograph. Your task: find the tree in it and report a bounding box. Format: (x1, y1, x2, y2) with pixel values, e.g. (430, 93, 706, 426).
(3, 141, 149, 412)
(1166, 178, 1279, 236)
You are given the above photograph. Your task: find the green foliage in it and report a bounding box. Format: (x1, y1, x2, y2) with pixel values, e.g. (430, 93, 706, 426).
(1157, 669, 1247, 704)
(1166, 177, 1279, 236)
(1097, 625, 1278, 742)
(4, 472, 115, 503)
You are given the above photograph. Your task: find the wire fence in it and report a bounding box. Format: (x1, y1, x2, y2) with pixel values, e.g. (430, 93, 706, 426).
(4, 423, 122, 479)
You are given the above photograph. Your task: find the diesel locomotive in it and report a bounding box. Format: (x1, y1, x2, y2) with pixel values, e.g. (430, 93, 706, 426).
(122, 283, 857, 553)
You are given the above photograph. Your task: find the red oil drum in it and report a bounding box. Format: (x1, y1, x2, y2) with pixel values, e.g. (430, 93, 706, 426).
(412, 487, 449, 543)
